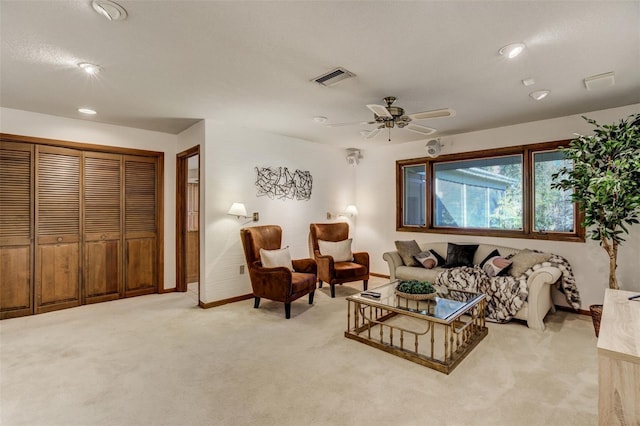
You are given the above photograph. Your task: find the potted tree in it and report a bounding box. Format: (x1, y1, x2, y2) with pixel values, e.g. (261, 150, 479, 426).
(551, 113, 640, 335)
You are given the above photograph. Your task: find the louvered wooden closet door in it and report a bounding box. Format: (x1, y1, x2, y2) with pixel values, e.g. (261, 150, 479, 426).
(84, 152, 122, 303)
(124, 156, 157, 296)
(0, 142, 34, 319)
(35, 146, 81, 313)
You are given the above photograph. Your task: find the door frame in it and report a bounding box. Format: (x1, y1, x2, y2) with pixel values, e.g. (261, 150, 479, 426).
(176, 146, 200, 295)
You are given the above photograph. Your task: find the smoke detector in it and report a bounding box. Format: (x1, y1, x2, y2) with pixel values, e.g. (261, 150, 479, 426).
(425, 139, 441, 158)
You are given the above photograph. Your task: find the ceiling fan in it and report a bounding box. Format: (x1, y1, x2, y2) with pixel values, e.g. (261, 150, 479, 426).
(329, 96, 455, 141)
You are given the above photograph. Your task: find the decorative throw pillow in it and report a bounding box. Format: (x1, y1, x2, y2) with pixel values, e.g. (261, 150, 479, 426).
(394, 240, 421, 266)
(429, 249, 447, 266)
(480, 249, 500, 268)
(260, 247, 294, 271)
(444, 243, 479, 268)
(318, 239, 354, 262)
(508, 249, 552, 278)
(480, 249, 513, 277)
(414, 251, 439, 269)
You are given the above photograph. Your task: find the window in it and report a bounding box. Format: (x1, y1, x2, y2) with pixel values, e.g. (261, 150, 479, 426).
(533, 150, 574, 233)
(402, 164, 426, 226)
(397, 140, 584, 241)
(434, 155, 522, 230)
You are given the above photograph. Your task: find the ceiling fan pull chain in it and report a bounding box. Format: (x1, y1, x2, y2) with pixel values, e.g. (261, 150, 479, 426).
(388, 128, 391, 142)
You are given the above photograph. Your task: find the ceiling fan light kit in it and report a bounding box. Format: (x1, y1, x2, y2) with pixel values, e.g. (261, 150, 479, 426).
(350, 96, 454, 141)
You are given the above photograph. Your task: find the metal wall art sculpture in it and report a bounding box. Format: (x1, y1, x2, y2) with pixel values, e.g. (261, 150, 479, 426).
(255, 166, 313, 201)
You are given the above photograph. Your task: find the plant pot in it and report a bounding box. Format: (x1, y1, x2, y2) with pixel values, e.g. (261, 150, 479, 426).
(589, 304, 603, 337)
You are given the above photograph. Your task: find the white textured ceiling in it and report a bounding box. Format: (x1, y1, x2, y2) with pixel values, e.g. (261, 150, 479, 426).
(1, 1, 639, 148)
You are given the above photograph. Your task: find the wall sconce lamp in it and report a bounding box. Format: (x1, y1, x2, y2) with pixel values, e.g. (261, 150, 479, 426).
(227, 202, 259, 222)
(326, 204, 358, 220)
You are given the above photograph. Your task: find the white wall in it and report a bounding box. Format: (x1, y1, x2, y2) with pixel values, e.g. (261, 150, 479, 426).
(198, 120, 356, 302)
(0, 107, 179, 290)
(355, 104, 640, 309)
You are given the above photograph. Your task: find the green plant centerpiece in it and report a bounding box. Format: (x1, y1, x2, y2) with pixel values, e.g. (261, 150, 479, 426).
(551, 113, 640, 290)
(396, 280, 436, 295)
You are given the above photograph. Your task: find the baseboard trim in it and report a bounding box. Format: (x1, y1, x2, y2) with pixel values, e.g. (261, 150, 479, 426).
(199, 294, 253, 309)
(555, 304, 590, 316)
(370, 272, 390, 279)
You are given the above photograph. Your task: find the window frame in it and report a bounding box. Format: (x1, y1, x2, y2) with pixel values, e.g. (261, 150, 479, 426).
(396, 139, 585, 242)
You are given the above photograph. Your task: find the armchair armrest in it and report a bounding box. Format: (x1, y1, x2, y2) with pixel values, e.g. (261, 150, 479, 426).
(353, 251, 369, 267)
(314, 249, 335, 281)
(292, 258, 317, 275)
(248, 261, 292, 301)
(382, 251, 403, 280)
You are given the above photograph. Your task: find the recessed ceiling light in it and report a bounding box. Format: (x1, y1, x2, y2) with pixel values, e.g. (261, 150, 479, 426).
(522, 78, 535, 87)
(78, 62, 101, 75)
(91, 0, 128, 21)
(529, 90, 550, 101)
(313, 116, 328, 124)
(499, 42, 526, 59)
(78, 108, 97, 115)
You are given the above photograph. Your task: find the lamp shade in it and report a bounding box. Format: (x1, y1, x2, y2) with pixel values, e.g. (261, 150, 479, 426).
(344, 205, 358, 216)
(227, 202, 248, 217)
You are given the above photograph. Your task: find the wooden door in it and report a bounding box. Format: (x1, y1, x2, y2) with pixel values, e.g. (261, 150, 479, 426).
(35, 146, 81, 313)
(0, 142, 34, 319)
(186, 182, 199, 283)
(84, 152, 122, 303)
(124, 156, 157, 296)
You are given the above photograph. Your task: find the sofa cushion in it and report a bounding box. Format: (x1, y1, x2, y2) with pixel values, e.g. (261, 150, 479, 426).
(444, 243, 479, 268)
(395, 240, 421, 266)
(508, 249, 552, 278)
(318, 239, 353, 262)
(260, 247, 294, 271)
(395, 265, 444, 283)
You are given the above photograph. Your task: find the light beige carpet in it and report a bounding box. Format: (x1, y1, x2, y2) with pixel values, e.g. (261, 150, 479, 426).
(0, 278, 598, 426)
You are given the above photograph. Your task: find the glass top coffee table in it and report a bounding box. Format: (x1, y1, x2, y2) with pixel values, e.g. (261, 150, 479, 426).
(345, 280, 488, 374)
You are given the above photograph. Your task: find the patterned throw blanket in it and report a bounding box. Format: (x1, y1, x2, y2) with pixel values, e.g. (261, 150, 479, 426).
(435, 255, 580, 323)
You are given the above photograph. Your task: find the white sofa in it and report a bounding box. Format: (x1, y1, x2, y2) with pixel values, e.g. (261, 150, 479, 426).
(382, 242, 562, 331)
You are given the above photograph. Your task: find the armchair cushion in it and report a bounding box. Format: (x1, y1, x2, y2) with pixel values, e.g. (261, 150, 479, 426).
(260, 247, 294, 271)
(318, 238, 354, 262)
(334, 262, 367, 279)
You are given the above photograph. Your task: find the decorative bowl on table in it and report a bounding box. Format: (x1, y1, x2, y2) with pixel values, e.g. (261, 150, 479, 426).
(394, 280, 437, 300)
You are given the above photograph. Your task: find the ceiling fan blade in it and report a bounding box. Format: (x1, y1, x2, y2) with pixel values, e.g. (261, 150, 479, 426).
(366, 104, 393, 118)
(408, 108, 456, 120)
(365, 128, 383, 139)
(327, 120, 376, 127)
(406, 123, 437, 136)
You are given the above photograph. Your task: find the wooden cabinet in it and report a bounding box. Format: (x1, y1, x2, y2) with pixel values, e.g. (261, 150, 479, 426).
(0, 142, 33, 319)
(84, 152, 122, 303)
(124, 156, 157, 296)
(597, 289, 640, 425)
(35, 146, 82, 313)
(0, 135, 162, 318)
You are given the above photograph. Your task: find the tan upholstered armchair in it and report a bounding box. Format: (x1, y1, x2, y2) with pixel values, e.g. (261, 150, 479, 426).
(309, 223, 369, 298)
(240, 225, 317, 319)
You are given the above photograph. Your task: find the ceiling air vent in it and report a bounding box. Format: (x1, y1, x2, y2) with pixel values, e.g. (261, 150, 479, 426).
(311, 67, 356, 87)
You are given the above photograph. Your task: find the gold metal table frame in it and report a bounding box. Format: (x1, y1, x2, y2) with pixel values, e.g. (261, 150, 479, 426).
(345, 281, 488, 374)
